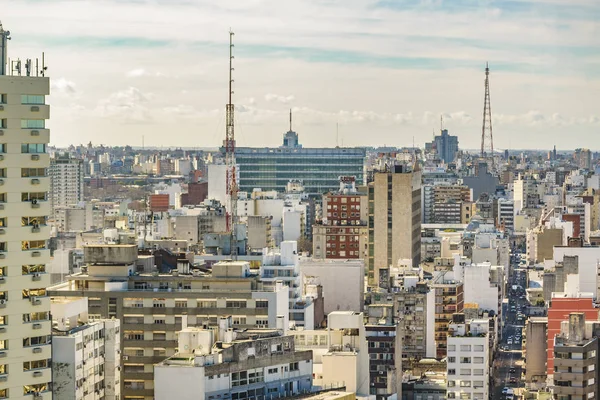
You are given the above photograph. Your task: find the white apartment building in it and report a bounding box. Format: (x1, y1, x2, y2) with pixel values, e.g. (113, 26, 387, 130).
(260, 241, 317, 329)
(497, 198, 514, 233)
(447, 318, 490, 400)
(155, 326, 313, 400)
(0, 24, 53, 399)
(51, 298, 121, 400)
(49, 155, 84, 217)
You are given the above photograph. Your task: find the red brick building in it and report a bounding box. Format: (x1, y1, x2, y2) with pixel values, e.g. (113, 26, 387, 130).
(149, 194, 170, 212)
(313, 177, 368, 259)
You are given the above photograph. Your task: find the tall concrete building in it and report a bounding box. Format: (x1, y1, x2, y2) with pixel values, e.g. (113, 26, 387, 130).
(0, 23, 53, 399)
(553, 313, 599, 400)
(368, 164, 422, 287)
(48, 245, 289, 400)
(431, 129, 459, 164)
(49, 154, 84, 217)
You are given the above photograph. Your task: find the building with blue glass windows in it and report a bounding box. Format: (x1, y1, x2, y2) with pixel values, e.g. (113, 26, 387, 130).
(231, 124, 366, 195)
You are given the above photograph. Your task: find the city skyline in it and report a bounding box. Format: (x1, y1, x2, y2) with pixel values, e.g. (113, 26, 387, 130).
(4, 0, 599, 149)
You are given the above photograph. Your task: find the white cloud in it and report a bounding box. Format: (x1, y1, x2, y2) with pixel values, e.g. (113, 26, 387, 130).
(51, 78, 77, 94)
(126, 68, 167, 78)
(97, 87, 152, 123)
(265, 94, 295, 104)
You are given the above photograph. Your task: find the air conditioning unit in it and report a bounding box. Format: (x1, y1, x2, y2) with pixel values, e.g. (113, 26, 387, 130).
(32, 347, 42, 354)
(0, 277, 4, 283)
(30, 130, 40, 136)
(122, 355, 129, 361)
(30, 106, 40, 112)
(31, 154, 40, 161)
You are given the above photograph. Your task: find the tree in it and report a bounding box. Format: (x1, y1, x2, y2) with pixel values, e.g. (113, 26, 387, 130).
(297, 236, 312, 254)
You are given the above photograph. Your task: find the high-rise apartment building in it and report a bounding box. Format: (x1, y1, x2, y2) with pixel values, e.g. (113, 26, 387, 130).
(553, 313, 599, 399)
(368, 164, 422, 287)
(446, 315, 490, 400)
(49, 154, 84, 217)
(432, 278, 465, 359)
(0, 23, 53, 399)
(48, 245, 289, 400)
(312, 176, 368, 260)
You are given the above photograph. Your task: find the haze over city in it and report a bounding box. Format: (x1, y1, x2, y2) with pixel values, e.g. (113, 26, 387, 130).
(4, 0, 599, 149)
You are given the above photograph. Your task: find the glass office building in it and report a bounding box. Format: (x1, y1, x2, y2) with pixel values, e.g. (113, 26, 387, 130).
(231, 129, 366, 194)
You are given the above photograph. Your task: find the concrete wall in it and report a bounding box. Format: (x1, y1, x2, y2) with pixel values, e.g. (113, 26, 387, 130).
(84, 244, 138, 264)
(300, 259, 364, 314)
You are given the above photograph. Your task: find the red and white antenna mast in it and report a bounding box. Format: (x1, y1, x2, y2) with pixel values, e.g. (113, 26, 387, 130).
(224, 30, 238, 259)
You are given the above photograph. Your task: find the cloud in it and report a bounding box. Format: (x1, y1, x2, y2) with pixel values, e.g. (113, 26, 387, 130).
(51, 78, 77, 94)
(97, 87, 152, 123)
(265, 93, 295, 104)
(126, 68, 167, 78)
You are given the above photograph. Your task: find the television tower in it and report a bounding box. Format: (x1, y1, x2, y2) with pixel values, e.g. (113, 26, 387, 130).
(224, 30, 238, 259)
(480, 62, 494, 168)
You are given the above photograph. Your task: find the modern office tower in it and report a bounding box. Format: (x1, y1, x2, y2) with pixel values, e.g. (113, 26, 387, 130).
(446, 315, 490, 400)
(0, 23, 53, 399)
(312, 176, 368, 260)
(430, 128, 459, 164)
(48, 245, 289, 400)
(49, 154, 84, 217)
(232, 127, 366, 194)
(553, 313, 599, 399)
(368, 164, 422, 287)
(154, 326, 313, 400)
(51, 297, 121, 400)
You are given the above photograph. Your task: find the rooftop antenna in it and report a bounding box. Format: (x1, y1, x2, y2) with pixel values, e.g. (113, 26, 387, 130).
(0, 21, 11, 76)
(440, 114, 444, 132)
(289, 108, 292, 131)
(336, 122, 339, 147)
(224, 29, 238, 260)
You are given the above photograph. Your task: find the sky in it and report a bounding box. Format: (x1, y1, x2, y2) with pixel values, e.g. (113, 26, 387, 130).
(3, 0, 600, 150)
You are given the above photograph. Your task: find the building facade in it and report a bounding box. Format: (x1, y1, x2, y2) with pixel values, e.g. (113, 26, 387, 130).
(51, 297, 121, 400)
(49, 154, 84, 218)
(0, 24, 53, 399)
(232, 131, 365, 194)
(313, 177, 368, 260)
(369, 165, 422, 287)
(155, 328, 313, 400)
(48, 245, 289, 400)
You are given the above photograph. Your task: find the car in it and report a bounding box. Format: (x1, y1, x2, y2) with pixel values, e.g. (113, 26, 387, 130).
(509, 377, 518, 383)
(507, 339, 513, 345)
(509, 367, 516, 373)
(502, 387, 514, 395)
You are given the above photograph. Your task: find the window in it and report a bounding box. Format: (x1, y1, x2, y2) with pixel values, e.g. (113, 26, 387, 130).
(21, 168, 46, 178)
(289, 362, 299, 371)
(460, 381, 471, 387)
(448, 357, 456, 363)
(22, 240, 46, 250)
(22, 265, 45, 275)
(255, 300, 268, 308)
(23, 312, 48, 323)
(21, 143, 46, 153)
(474, 345, 484, 351)
(23, 359, 49, 371)
(22, 193, 46, 202)
(227, 301, 247, 308)
(21, 95, 45, 105)
(0, 218, 5, 227)
(22, 289, 46, 299)
(23, 335, 50, 347)
(22, 217, 46, 226)
(0, 169, 5, 178)
(0, 94, 6, 104)
(21, 120, 45, 129)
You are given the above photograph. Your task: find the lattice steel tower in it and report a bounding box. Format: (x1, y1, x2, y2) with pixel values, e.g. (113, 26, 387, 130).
(480, 62, 494, 167)
(224, 30, 238, 259)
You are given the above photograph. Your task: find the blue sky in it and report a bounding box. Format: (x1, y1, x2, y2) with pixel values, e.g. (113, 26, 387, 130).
(3, 0, 599, 149)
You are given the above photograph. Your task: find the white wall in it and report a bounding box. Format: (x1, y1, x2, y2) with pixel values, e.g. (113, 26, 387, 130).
(154, 365, 205, 400)
(553, 246, 600, 299)
(300, 259, 364, 314)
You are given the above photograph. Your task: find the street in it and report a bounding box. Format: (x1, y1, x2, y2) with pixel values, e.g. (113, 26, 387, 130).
(492, 251, 528, 399)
